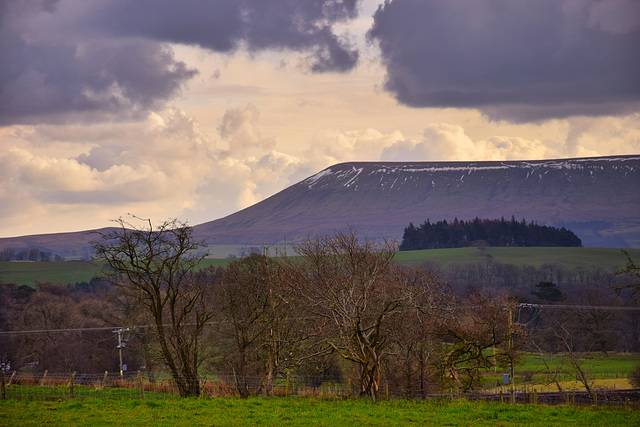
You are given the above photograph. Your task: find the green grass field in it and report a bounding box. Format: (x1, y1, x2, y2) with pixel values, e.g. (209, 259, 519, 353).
(1, 247, 637, 287)
(0, 258, 231, 287)
(481, 353, 639, 393)
(393, 247, 638, 270)
(1, 397, 639, 426)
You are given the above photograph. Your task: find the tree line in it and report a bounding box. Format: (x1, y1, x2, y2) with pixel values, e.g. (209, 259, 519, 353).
(400, 217, 582, 251)
(0, 218, 637, 399)
(0, 248, 64, 262)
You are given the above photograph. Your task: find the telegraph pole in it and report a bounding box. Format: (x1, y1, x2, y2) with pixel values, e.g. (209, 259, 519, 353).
(113, 328, 130, 378)
(508, 307, 515, 404)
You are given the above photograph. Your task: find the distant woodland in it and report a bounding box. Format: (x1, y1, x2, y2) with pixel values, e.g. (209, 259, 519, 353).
(1, 221, 637, 400)
(400, 217, 582, 251)
(0, 248, 64, 262)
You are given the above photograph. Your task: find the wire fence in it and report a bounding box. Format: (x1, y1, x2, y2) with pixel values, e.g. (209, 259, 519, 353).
(0, 371, 350, 401)
(2, 370, 639, 406)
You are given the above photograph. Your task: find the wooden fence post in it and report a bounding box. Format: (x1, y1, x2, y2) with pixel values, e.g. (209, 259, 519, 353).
(138, 371, 145, 400)
(1, 370, 5, 400)
(69, 372, 76, 399)
(285, 372, 290, 397)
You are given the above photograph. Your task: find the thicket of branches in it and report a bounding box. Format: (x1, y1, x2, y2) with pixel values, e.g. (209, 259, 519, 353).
(400, 217, 582, 250)
(1, 219, 638, 399)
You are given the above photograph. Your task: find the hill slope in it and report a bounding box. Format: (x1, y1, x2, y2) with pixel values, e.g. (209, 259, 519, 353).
(194, 155, 640, 248)
(1, 155, 639, 257)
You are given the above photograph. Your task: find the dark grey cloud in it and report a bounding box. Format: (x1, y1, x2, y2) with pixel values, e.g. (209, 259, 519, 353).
(88, 0, 359, 71)
(0, 0, 360, 126)
(368, 0, 640, 122)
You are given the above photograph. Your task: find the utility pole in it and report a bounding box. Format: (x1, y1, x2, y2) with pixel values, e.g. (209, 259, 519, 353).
(508, 308, 515, 404)
(113, 328, 130, 378)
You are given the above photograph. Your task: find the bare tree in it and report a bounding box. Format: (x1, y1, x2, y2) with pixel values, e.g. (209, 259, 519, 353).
(555, 324, 597, 402)
(216, 253, 279, 398)
(207, 252, 319, 397)
(614, 249, 640, 303)
(91, 216, 212, 397)
(531, 341, 565, 392)
(434, 290, 523, 392)
(285, 228, 413, 399)
(385, 267, 449, 398)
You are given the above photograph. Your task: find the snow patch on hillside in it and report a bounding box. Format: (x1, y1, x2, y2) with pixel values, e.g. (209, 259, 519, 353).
(304, 168, 334, 187)
(303, 156, 639, 190)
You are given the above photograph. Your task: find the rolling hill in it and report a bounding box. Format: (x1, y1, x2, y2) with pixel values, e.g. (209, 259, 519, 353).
(193, 155, 640, 248)
(1, 155, 639, 258)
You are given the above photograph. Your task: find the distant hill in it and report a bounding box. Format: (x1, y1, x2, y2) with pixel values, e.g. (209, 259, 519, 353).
(1, 155, 639, 258)
(194, 155, 640, 248)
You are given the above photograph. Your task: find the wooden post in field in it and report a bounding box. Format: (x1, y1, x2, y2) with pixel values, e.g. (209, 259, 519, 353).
(285, 372, 290, 397)
(103, 371, 109, 388)
(1, 369, 5, 400)
(385, 382, 389, 400)
(40, 370, 48, 386)
(138, 371, 145, 400)
(69, 372, 76, 399)
(508, 308, 515, 404)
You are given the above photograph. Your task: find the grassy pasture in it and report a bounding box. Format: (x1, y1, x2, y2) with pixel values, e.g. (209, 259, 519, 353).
(1, 247, 637, 287)
(482, 353, 639, 393)
(0, 258, 231, 287)
(394, 246, 638, 270)
(0, 261, 103, 287)
(1, 396, 639, 426)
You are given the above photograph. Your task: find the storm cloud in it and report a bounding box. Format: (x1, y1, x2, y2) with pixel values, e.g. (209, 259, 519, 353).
(0, 0, 360, 125)
(368, 0, 640, 121)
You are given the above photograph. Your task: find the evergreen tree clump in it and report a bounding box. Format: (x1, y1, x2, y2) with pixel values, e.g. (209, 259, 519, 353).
(400, 216, 581, 251)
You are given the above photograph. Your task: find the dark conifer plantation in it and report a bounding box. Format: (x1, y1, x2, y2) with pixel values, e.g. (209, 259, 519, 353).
(400, 216, 582, 251)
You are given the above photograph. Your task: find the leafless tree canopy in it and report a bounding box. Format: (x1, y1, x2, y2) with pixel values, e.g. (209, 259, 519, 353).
(3, 221, 637, 399)
(91, 216, 212, 397)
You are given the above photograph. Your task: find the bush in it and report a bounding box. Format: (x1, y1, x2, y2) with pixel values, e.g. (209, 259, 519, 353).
(630, 366, 640, 388)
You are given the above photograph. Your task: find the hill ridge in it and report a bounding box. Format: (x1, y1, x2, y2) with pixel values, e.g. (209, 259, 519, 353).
(1, 155, 639, 257)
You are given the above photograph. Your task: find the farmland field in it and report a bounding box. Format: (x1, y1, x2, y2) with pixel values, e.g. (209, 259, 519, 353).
(393, 246, 639, 270)
(2, 247, 637, 287)
(482, 352, 639, 393)
(1, 397, 639, 426)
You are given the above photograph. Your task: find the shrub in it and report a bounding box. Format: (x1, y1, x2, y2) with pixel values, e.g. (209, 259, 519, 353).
(629, 366, 640, 388)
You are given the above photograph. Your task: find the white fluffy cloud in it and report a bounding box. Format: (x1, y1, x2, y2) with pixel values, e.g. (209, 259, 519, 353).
(381, 124, 554, 162)
(1, 104, 639, 237)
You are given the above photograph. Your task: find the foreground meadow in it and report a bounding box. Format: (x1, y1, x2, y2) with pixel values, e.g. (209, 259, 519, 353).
(1, 397, 639, 426)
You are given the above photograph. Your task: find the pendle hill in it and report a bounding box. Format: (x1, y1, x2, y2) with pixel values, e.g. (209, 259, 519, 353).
(1, 155, 639, 258)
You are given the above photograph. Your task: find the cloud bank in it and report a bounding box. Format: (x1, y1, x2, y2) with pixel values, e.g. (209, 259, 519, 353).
(368, 0, 640, 121)
(0, 0, 360, 126)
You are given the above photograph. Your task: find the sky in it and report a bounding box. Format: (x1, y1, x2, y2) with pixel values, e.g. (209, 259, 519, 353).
(1, 0, 639, 238)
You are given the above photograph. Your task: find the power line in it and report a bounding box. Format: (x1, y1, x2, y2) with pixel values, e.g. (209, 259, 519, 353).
(0, 325, 124, 335)
(1, 305, 637, 337)
(517, 303, 640, 311)
(0, 320, 233, 336)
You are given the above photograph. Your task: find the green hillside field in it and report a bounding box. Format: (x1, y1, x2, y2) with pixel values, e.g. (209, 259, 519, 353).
(1, 396, 639, 426)
(394, 246, 639, 270)
(1, 247, 637, 288)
